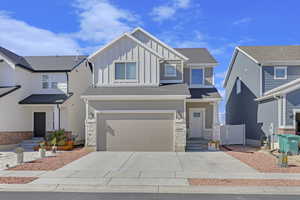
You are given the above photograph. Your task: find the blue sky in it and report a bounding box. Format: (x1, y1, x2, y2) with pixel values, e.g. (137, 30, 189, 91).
(0, 0, 299, 115)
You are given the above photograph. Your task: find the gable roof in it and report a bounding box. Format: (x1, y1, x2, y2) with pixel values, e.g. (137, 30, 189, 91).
(238, 45, 300, 65)
(131, 27, 189, 61)
(88, 33, 164, 60)
(174, 48, 218, 64)
(0, 47, 33, 71)
(23, 56, 87, 72)
(223, 45, 300, 88)
(0, 46, 87, 72)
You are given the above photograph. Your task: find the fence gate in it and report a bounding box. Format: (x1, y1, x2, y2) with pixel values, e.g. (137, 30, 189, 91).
(220, 125, 245, 145)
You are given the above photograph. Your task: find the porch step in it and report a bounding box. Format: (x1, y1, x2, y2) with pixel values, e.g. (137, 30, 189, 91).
(20, 137, 44, 151)
(185, 138, 209, 152)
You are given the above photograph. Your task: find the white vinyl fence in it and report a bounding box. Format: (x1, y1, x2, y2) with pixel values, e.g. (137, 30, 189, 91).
(220, 124, 245, 145)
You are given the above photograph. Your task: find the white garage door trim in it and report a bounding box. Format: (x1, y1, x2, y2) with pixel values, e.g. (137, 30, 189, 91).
(95, 110, 176, 151)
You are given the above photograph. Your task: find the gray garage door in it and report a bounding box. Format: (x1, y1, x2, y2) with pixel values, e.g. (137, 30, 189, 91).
(97, 113, 174, 151)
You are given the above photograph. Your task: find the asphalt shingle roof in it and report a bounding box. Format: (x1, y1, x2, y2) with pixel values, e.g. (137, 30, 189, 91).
(238, 45, 300, 65)
(174, 48, 218, 64)
(19, 93, 73, 104)
(189, 88, 221, 99)
(23, 56, 87, 71)
(82, 83, 191, 96)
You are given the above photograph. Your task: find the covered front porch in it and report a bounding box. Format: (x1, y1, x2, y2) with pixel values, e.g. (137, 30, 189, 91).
(19, 94, 72, 138)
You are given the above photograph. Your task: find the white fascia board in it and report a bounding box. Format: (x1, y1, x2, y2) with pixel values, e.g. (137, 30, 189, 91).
(81, 95, 190, 100)
(160, 80, 183, 83)
(87, 33, 164, 61)
(236, 47, 260, 64)
(186, 98, 222, 102)
(95, 110, 176, 114)
(131, 27, 189, 61)
(223, 48, 238, 88)
(223, 47, 260, 88)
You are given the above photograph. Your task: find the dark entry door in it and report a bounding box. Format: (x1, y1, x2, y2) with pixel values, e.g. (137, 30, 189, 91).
(34, 112, 46, 137)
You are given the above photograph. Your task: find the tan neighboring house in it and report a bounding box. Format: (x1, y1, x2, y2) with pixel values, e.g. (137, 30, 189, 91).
(0, 47, 91, 149)
(82, 27, 221, 152)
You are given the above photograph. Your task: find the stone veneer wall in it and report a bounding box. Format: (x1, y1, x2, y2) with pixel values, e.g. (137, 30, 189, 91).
(0, 132, 33, 145)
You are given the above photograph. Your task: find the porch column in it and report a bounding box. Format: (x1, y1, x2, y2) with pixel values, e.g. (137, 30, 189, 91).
(213, 102, 220, 141)
(53, 105, 60, 130)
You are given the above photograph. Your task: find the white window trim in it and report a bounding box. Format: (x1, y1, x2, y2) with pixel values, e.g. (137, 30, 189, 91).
(113, 61, 138, 83)
(164, 63, 177, 77)
(274, 66, 287, 80)
(190, 66, 205, 88)
(42, 74, 59, 89)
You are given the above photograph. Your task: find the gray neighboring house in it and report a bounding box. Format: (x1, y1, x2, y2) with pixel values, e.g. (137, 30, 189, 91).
(224, 45, 300, 146)
(82, 27, 221, 152)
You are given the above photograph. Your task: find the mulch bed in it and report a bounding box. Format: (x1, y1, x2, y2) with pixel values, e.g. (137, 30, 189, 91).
(7, 148, 90, 171)
(189, 178, 300, 186)
(222, 145, 300, 173)
(0, 177, 37, 184)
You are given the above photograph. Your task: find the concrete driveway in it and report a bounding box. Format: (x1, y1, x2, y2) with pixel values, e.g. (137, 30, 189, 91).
(30, 151, 258, 187)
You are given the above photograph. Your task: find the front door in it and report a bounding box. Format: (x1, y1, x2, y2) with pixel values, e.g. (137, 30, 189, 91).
(34, 112, 46, 137)
(189, 108, 204, 138)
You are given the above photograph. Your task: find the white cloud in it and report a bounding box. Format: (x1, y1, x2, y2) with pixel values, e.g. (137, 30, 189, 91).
(233, 17, 252, 25)
(72, 0, 139, 43)
(151, 0, 191, 22)
(0, 12, 81, 55)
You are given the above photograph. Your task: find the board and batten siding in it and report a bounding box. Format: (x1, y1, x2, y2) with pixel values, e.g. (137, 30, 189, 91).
(262, 66, 300, 93)
(91, 36, 160, 86)
(183, 66, 214, 86)
(132, 30, 182, 60)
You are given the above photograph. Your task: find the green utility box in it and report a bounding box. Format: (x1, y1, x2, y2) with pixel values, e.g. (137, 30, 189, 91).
(278, 134, 300, 155)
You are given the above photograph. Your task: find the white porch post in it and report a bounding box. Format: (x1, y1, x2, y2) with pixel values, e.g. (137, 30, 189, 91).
(85, 99, 89, 121)
(53, 105, 60, 130)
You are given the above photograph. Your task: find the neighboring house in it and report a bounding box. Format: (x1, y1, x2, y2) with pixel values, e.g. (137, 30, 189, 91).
(224, 45, 300, 146)
(0, 47, 91, 149)
(82, 27, 221, 152)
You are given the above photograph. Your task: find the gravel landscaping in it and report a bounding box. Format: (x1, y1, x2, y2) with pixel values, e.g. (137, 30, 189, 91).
(0, 177, 37, 184)
(7, 148, 90, 171)
(223, 145, 300, 173)
(189, 178, 300, 186)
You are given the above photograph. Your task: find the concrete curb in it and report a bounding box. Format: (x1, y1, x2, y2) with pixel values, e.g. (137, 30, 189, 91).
(1, 184, 300, 194)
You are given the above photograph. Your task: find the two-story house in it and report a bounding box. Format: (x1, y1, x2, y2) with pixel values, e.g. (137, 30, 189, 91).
(224, 45, 300, 146)
(0, 47, 91, 149)
(82, 27, 221, 152)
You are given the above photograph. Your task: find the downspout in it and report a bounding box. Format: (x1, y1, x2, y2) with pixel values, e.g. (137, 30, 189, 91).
(57, 104, 61, 130)
(66, 72, 69, 94)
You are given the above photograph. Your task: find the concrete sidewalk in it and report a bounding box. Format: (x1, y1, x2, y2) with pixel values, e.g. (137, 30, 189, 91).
(1, 184, 300, 195)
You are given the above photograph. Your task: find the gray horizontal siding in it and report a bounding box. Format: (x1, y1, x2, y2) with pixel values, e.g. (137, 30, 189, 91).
(262, 66, 300, 93)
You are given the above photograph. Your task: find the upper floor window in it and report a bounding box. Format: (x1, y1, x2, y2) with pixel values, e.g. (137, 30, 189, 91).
(164, 63, 177, 77)
(42, 75, 49, 89)
(274, 67, 287, 80)
(191, 68, 204, 86)
(115, 62, 137, 81)
(42, 74, 58, 89)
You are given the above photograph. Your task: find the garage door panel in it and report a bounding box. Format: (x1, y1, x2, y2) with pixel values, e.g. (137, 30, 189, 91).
(97, 113, 174, 151)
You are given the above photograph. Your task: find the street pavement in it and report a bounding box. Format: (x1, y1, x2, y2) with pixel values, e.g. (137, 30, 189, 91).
(0, 192, 300, 200)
